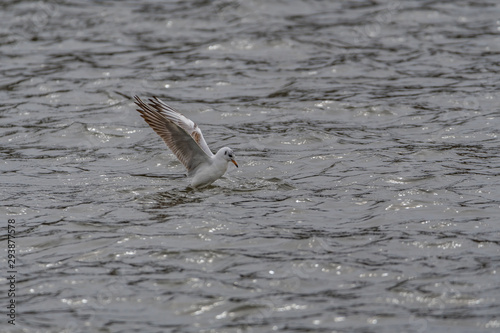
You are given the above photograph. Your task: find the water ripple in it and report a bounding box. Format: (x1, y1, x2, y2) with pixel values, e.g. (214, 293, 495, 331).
(2, 0, 500, 332)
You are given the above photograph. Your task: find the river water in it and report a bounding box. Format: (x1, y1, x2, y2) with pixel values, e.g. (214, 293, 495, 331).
(1, 0, 500, 332)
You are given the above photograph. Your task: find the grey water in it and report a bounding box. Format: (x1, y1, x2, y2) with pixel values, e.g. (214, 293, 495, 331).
(1, 0, 500, 332)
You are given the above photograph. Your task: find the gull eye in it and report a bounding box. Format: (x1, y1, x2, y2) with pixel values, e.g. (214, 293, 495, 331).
(224, 151, 227, 155)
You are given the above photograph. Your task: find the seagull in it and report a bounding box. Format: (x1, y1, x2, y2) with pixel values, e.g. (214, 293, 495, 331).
(134, 96, 238, 188)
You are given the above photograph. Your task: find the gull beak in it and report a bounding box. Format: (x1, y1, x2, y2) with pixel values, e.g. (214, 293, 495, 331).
(231, 159, 239, 168)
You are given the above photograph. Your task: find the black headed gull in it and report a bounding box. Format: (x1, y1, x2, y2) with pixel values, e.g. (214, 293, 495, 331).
(134, 96, 238, 188)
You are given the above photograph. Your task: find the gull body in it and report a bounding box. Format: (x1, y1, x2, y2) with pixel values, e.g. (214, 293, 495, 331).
(134, 96, 238, 188)
(191, 147, 234, 188)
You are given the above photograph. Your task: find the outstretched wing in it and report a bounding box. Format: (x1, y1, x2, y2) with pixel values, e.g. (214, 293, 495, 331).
(148, 97, 214, 157)
(134, 96, 211, 174)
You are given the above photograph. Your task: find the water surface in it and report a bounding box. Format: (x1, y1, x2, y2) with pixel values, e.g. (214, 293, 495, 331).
(1, 0, 500, 332)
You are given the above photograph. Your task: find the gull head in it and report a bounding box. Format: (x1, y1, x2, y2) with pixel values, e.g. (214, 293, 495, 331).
(217, 147, 238, 168)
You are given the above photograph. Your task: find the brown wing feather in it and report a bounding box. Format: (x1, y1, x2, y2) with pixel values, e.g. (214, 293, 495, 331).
(134, 96, 211, 173)
(147, 97, 214, 156)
